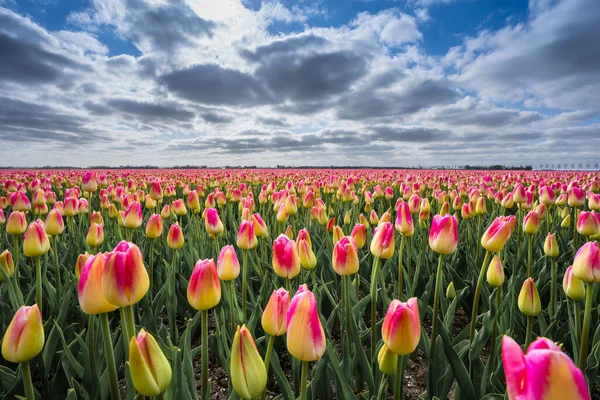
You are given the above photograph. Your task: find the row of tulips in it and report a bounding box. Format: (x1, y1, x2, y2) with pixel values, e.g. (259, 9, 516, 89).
(0, 169, 599, 400)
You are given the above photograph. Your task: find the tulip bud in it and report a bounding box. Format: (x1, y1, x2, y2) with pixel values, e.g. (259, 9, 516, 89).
(129, 329, 172, 396)
(381, 297, 420, 355)
(286, 284, 326, 361)
(167, 223, 185, 250)
(523, 211, 540, 235)
(145, 214, 163, 239)
(217, 245, 240, 281)
(262, 288, 290, 336)
(78, 254, 119, 315)
(298, 238, 317, 270)
(429, 214, 458, 255)
(272, 234, 301, 279)
(446, 282, 456, 299)
(487, 255, 505, 287)
(82, 171, 98, 193)
(577, 211, 599, 236)
(230, 325, 267, 400)
(326, 217, 336, 232)
(6, 211, 27, 235)
(23, 220, 50, 257)
(0, 250, 14, 281)
(572, 241, 600, 283)
(568, 187, 585, 207)
(395, 202, 414, 237)
(561, 214, 571, 228)
(10, 192, 31, 212)
(160, 204, 171, 220)
(563, 265, 586, 301)
(1, 305, 44, 363)
(332, 236, 359, 276)
(252, 213, 268, 237)
(204, 208, 224, 236)
(518, 278, 541, 316)
(332, 225, 344, 244)
(480, 216, 513, 252)
(475, 197, 487, 215)
(544, 233, 559, 258)
(351, 223, 366, 249)
(122, 202, 143, 229)
(502, 335, 590, 400)
(378, 344, 398, 375)
(370, 222, 395, 259)
(42, 208, 64, 236)
(237, 220, 257, 250)
(75, 252, 90, 279)
(187, 259, 221, 310)
(103, 241, 149, 306)
(86, 223, 104, 247)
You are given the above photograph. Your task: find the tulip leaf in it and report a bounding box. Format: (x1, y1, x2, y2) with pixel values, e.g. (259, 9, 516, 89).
(439, 323, 476, 400)
(325, 342, 357, 400)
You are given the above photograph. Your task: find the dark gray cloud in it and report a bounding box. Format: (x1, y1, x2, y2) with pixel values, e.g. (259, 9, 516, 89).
(370, 126, 449, 142)
(159, 64, 272, 106)
(431, 103, 543, 127)
(240, 34, 330, 62)
(256, 116, 291, 127)
(201, 112, 234, 124)
(84, 98, 196, 122)
(337, 79, 460, 120)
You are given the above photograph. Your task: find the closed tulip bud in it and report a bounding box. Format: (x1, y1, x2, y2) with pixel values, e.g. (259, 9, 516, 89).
(561, 214, 571, 228)
(44, 208, 64, 236)
(343, 210, 351, 225)
(103, 241, 149, 306)
(286, 284, 326, 361)
(276, 204, 289, 223)
(10, 192, 31, 212)
(351, 223, 366, 249)
(121, 202, 142, 229)
(369, 210, 379, 226)
(297, 228, 312, 247)
(262, 288, 290, 336)
(535, 203, 547, 220)
(32, 188, 46, 206)
(326, 217, 336, 232)
(568, 187, 585, 207)
(539, 186, 555, 205)
(167, 223, 184, 249)
(144, 195, 156, 210)
(544, 233, 559, 258)
(0, 250, 14, 281)
(187, 190, 200, 213)
(145, 214, 163, 239)
(252, 213, 268, 237)
(332, 236, 359, 276)
(518, 278, 541, 316)
(438, 201, 450, 216)
(395, 202, 414, 237)
(332, 225, 344, 244)
(82, 171, 98, 193)
(23, 220, 50, 257)
(230, 325, 267, 400)
(523, 211, 540, 235)
(298, 238, 316, 270)
(217, 245, 240, 281)
(502, 336, 590, 400)
(563, 265, 585, 301)
(78, 198, 89, 214)
(513, 184, 526, 203)
(106, 203, 117, 220)
(446, 282, 456, 299)
(86, 223, 104, 247)
(272, 234, 301, 279)
(452, 195, 463, 211)
(171, 199, 186, 216)
(1, 305, 44, 363)
(378, 344, 398, 375)
(572, 241, 600, 283)
(381, 297, 420, 355)
(187, 259, 221, 310)
(6, 211, 27, 235)
(577, 211, 599, 236)
(358, 213, 370, 229)
(63, 197, 79, 217)
(461, 203, 472, 220)
(379, 211, 392, 226)
(475, 197, 487, 215)
(369, 222, 394, 259)
(204, 208, 224, 236)
(75, 252, 90, 279)
(556, 193, 567, 206)
(149, 181, 163, 201)
(487, 255, 505, 287)
(89, 211, 103, 225)
(0, 209, 4, 225)
(501, 192, 514, 209)
(480, 216, 513, 252)
(78, 254, 119, 314)
(160, 204, 171, 219)
(429, 214, 458, 255)
(129, 329, 172, 397)
(237, 220, 257, 250)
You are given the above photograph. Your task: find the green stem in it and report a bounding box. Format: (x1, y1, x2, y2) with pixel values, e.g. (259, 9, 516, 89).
(201, 310, 209, 400)
(260, 335, 276, 400)
(52, 236, 62, 301)
(550, 258, 557, 317)
(88, 315, 99, 394)
(427, 254, 444, 400)
(394, 355, 406, 400)
(578, 283, 593, 371)
(299, 360, 309, 400)
(229, 280, 236, 337)
(169, 249, 178, 342)
(100, 313, 121, 400)
(574, 300, 582, 347)
(527, 234, 533, 278)
(525, 316, 533, 350)
(149, 238, 154, 301)
(469, 251, 491, 345)
(242, 250, 248, 321)
(343, 275, 351, 341)
(13, 235, 20, 288)
(35, 257, 42, 316)
(125, 305, 136, 341)
(398, 235, 405, 300)
(370, 256, 382, 368)
(120, 307, 130, 357)
(488, 288, 501, 374)
(21, 361, 35, 400)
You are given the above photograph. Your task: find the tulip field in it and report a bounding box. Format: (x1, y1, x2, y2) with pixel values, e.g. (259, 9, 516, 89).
(1, 169, 600, 400)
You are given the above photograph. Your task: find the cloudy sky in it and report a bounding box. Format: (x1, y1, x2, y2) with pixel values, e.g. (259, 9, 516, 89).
(1, 0, 599, 168)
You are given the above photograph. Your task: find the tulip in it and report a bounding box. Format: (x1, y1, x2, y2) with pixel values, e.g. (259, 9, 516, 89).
(568, 187, 585, 207)
(10, 192, 31, 212)
(572, 242, 600, 283)
(205, 208, 224, 236)
(78, 254, 119, 315)
(480, 216, 512, 253)
(171, 199, 186, 217)
(286, 284, 326, 362)
(562, 213, 571, 227)
(75, 252, 90, 279)
(230, 325, 267, 400)
(429, 214, 458, 255)
(149, 181, 163, 201)
(332, 225, 344, 244)
(217, 245, 240, 281)
(103, 241, 149, 307)
(187, 259, 221, 311)
(382, 297, 420, 356)
(577, 211, 599, 236)
(298, 237, 316, 270)
(518, 278, 541, 348)
(86, 223, 104, 248)
(82, 171, 98, 193)
(63, 197, 79, 217)
(395, 202, 414, 237)
(272, 234, 301, 281)
(446, 282, 456, 300)
(129, 329, 172, 397)
(23, 220, 49, 258)
(502, 336, 590, 400)
(122, 201, 143, 230)
(145, 214, 163, 239)
(351, 223, 366, 249)
(378, 344, 398, 375)
(370, 222, 395, 259)
(0, 250, 14, 282)
(167, 223, 184, 249)
(6, 211, 27, 235)
(160, 204, 171, 219)
(564, 265, 585, 301)
(543, 233, 559, 258)
(333, 236, 359, 277)
(237, 220, 257, 250)
(486, 255, 504, 287)
(252, 213, 268, 237)
(187, 190, 200, 213)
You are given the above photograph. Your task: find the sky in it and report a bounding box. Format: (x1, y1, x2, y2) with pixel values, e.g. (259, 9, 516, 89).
(0, 0, 599, 168)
